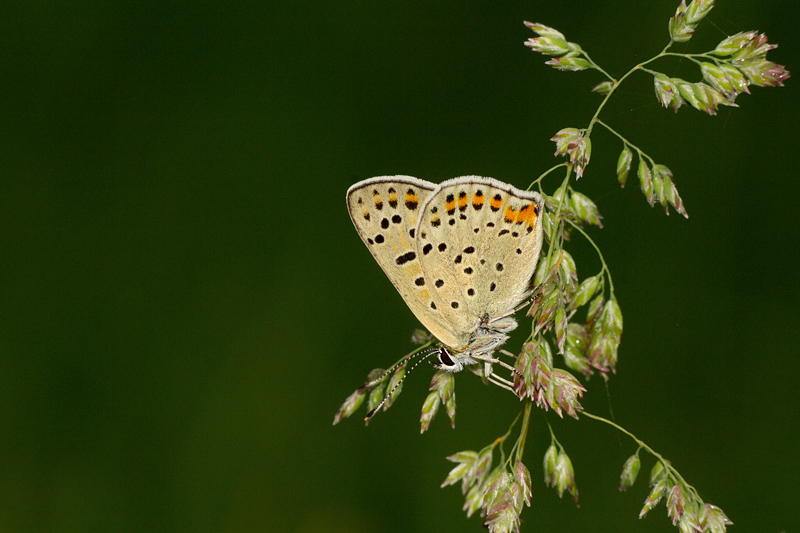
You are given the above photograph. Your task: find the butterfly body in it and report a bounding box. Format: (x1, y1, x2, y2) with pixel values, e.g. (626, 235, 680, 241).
(347, 176, 544, 375)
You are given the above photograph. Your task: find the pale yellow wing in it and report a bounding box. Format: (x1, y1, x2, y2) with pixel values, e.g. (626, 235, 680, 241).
(346, 176, 464, 348)
(414, 176, 544, 340)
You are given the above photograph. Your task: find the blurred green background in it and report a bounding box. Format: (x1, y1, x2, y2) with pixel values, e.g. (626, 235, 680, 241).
(1, 1, 798, 531)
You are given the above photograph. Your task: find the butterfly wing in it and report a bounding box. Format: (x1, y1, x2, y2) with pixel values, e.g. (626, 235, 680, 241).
(415, 176, 544, 343)
(346, 176, 464, 348)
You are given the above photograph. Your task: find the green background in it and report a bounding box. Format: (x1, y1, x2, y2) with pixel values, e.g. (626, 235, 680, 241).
(2, 1, 798, 531)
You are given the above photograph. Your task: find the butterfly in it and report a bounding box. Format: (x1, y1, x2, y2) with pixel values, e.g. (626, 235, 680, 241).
(346, 175, 545, 400)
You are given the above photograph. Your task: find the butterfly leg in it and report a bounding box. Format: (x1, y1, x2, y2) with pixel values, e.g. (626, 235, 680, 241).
(489, 372, 516, 389)
(472, 354, 522, 397)
(487, 372, 518, 395)
(474, 353, 518, 374)
(499, 348, 518, 360)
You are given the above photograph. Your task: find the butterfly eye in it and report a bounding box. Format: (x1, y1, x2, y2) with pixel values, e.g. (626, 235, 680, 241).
(437, 347, 455, 367)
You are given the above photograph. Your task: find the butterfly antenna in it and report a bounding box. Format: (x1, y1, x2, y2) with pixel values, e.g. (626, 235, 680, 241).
(361, 346, 438, 391)
(360, 348, 426, 390)
(365, 348, 439, 422)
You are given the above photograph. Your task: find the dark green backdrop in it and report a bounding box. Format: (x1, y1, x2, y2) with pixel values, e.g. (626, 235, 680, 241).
(1, 1, 798, 531)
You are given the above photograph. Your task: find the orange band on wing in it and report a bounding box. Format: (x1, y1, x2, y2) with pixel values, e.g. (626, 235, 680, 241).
(524, 203, 539, 226)
(504, 206, 516, 223)
(516, 204, 536, 225)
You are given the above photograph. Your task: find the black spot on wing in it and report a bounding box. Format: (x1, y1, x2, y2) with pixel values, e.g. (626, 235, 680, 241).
(491, 194, 502, 212)
(405, 189, 418, 210)
(395, 251, 417, 265)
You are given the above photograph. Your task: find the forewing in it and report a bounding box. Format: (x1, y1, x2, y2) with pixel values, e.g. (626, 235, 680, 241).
(346, 176, 464, 348)
(415, 176, 544, 336)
